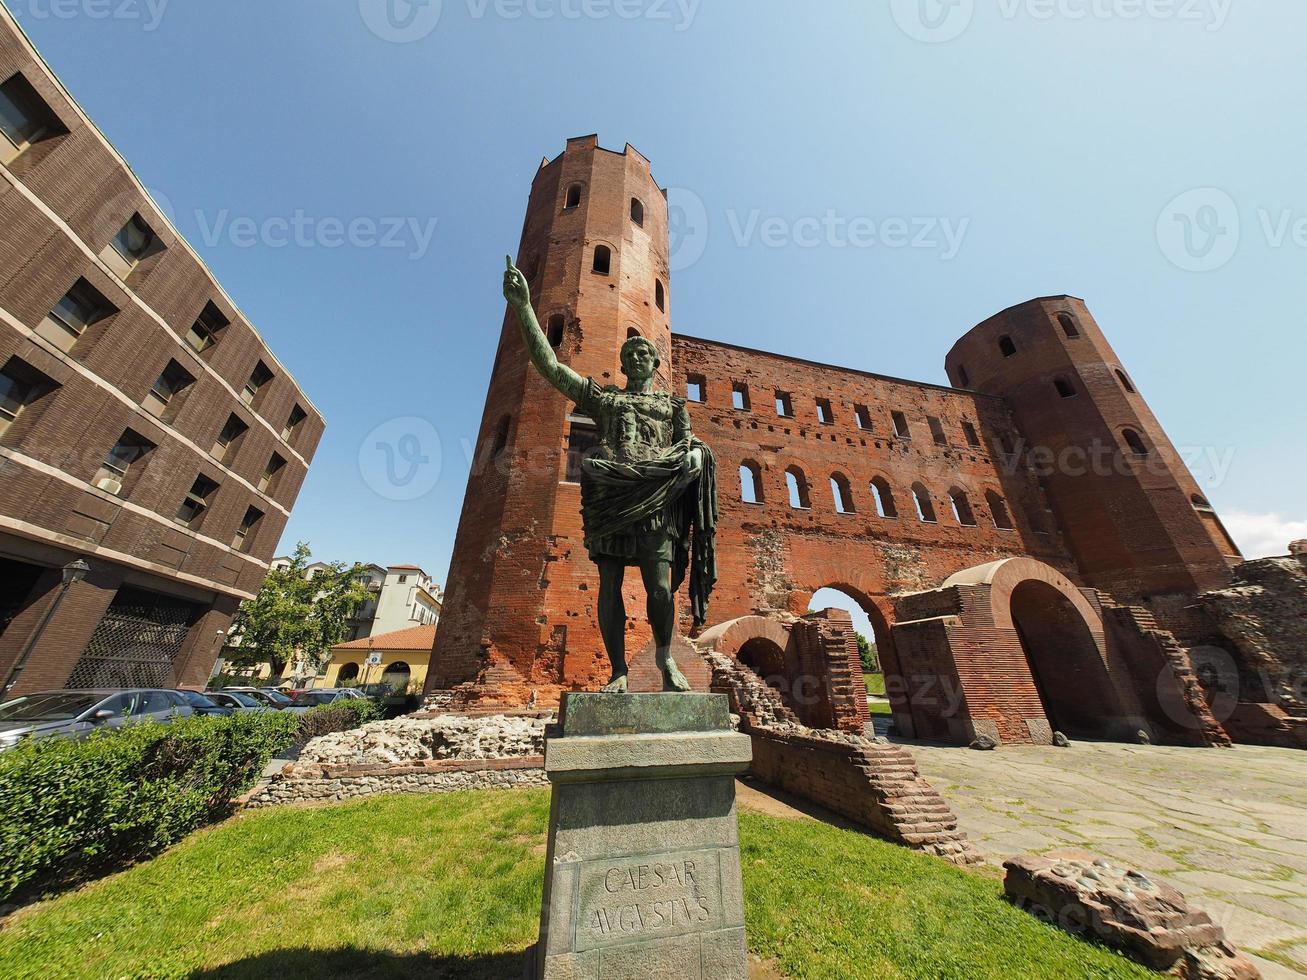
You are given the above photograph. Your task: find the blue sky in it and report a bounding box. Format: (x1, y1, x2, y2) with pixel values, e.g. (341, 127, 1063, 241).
(12, 0, 1305, 640)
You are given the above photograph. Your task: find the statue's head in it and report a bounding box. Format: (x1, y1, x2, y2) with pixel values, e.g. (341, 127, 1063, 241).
(619, 335, 659, 382)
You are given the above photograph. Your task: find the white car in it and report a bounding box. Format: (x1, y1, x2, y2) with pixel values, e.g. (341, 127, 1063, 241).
(203, 691, 270, 714)
(0, 689, 193, 751)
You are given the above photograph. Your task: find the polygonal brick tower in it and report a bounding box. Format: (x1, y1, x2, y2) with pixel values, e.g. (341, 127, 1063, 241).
(428, 136, 672, 699)
(945, 297, 1240, 642)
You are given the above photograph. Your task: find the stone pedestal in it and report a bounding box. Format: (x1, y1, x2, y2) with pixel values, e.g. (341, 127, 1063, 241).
(534, 693, 753, 980)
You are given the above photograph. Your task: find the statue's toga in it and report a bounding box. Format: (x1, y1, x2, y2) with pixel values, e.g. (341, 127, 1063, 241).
(503, 257, 718, 693)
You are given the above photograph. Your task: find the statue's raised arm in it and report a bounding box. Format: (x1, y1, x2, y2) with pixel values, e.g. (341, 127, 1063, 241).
(503, 256, 588, 404)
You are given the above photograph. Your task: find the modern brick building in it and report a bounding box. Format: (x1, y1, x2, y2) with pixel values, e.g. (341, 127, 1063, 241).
(0, 8, 323, 696)
(425, 135, 1297, 749)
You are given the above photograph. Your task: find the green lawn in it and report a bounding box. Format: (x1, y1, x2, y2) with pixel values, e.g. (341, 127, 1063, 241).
(0, 790, 1152, 980)
(865, 672, 886, 696)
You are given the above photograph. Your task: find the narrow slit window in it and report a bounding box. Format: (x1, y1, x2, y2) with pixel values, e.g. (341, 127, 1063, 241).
(1116, 369, 1136, 393)
(962, 420, 981, 447)
(1122, 428, 1149, 457)
(592, 245, 611, 275)
(928, 416, 947, 446)
(892, 411, 910, 439)
(630, 198, 644, 226)
(546, 314, 565, 348)
(655, 279, 665, 312)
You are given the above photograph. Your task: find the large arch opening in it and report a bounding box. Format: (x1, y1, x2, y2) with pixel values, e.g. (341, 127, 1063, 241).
(736, 636, 790, 698)
(1010, 579, 1118, 738)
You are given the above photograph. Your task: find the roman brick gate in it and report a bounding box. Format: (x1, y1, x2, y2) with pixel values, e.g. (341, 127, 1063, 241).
(888, 558, 1151, 746)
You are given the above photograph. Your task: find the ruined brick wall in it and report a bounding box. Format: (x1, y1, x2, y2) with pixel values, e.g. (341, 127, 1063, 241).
(0, 9, 321, 692)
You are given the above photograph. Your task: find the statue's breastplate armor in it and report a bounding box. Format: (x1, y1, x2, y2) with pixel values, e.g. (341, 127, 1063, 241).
(598, 391, 675, 463)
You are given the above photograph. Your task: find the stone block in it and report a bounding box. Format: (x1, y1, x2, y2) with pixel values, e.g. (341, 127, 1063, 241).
(536, 693, 752, 980)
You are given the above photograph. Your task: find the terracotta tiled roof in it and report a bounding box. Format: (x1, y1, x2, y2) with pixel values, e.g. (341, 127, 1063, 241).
(388, 564, 425, 571)
(333, 624, 437, 652)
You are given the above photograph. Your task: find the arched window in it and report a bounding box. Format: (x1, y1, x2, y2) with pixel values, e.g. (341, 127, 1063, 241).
(1058, 312, 1080, 338)
(1054, 376, 1077, 398)
(626, 327, 641, 339)
(491, 415, 511, 457)
(1191, 493, 1213, 511)
(999, 335, 1017, 358)
(381, 661, 411, 692)
(1122, 428, 1149, 456)
(911, 483, 936, 523)
(949, 487, 977, 526)
(740, 461, 763, 504)
(564, 183, 582, 209)
(592, 245, 611, 275)
(655, 278, 665, 312)
(986, 490, 1014, 530)
(546, 314, 565, 348)
(630, 197, 644, 226)
(337, 662, 359, 685)
(870, 477, 897, 518)
(1116, 369, 1136, 393)
(830, 473, 855, 514)
(785, 467, 810, 509)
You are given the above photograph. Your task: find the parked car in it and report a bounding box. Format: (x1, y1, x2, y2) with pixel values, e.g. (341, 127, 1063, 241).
(204, 691, 268, 714)
(225, 687, 291, 709)
(256, 688, 295, 708)
(286, 689, 368, 713)
(175, 690, 232, 717)
(0, 689, 193, 751)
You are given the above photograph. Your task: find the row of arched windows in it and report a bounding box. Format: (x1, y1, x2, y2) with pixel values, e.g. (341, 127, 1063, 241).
(738, 462, 1016, 530)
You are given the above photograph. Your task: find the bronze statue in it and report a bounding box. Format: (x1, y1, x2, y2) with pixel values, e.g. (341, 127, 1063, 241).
(503, 257, 717, 693)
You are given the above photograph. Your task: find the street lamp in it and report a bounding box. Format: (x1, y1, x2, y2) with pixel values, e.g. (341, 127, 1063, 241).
(2, 558, 91, 697)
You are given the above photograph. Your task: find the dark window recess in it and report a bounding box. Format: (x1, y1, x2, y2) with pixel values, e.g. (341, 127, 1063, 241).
(732, 383, 750, 411)
(1116, 369, 1136, 393)
(0, 357, 56, 441)
(144, 360, 195, 421)
(1122, 428, 1149, 457)
(39, 279, 115, 353)
(592, 245, 611, 275)
(870, 477, 897, 518)
(564, 183, 582, 209)
(283, 405, 307, 442)
(830, 473, 855, 514)
(94, 430, 154, 495)
(949, 488, 977, 526)
(955, 364, 970, 387)
(547, 314, 565, 348)
(1054, 376, 1077, 398)
(655, 279, 665, 312)
(565, 419, 599, 483)
(739, 462, 763, 504)
(243, 361, 274, 407)
(785, 467, 810, 509)
(928, 416, 947, 446)
(892, 411, 910, 438)
(0, 72, 67, 163)
(630, 198, 644, 226)
(912, 483, 936, 523)
(259, 453, 286, 493)
(213, 414, 249, 462)
(175, 474, 219, 528)
(491, 415, 511, 457)
(999, 335, 1017, 357)
(816, 398, 834, 424)
(1058, 312, 1080, 338)
(686, 375, 705, 403)
(186, 302, 228, 355)
(775, 391, 793, 418)
(854, 405, 872, 430)
(233, 506, 263, 551)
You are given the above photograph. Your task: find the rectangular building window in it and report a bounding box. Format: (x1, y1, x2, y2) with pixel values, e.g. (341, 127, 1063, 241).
(144, 360, 195, 421)
(854, 405, 872, 430)
(731, 383, 750, 411)
(102, 212, 164, 279)
(175, 474, 219, 528)
(775, 391, 793, 418)
(259, 453, 286, 493)
(962, 420, 981, 448)
(1, 360, 41, 440)
(892, 411, 910, 439)
(0, 73, 65, 164)
(282, 404, 307, 442)
(186, 302, 228, 355)
(37, 279, 115, 353)
(565, 418, 599, 483)
(94, 430, 154, 496)
(816, 398, 834, 424)
(928, 416, 948, 446)
(232, 505, 263, 552)
(242, 361, 274, 407)
(686, 374, 706, 403)
(213, 413, 249, 462)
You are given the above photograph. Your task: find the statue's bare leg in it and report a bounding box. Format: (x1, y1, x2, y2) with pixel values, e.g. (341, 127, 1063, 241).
(641, 558, 690, 692)
(597, 560, 628, 693)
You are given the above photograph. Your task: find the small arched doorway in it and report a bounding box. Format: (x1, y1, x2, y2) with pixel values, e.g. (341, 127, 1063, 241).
(336, 662, 360, 686)
(736, 636, 790, 700)
(1010, 580, 1118, 738)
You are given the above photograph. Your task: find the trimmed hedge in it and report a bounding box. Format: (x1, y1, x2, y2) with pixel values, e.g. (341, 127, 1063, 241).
(0, 711, 297, 903)
(293, 697, 382, 745)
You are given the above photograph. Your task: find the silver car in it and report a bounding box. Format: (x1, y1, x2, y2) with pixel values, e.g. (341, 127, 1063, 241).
(0, 689, 194, 751)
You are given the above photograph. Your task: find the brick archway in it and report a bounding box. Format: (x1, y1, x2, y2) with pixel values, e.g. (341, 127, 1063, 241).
(892, 558, 1145, 745)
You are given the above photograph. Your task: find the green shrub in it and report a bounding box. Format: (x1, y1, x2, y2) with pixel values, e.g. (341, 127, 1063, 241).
(293, 697, 381, 745)
(0, 711, 296, 904)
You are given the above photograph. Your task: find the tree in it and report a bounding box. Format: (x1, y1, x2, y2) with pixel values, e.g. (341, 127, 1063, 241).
(856, 634, 879, 673)
(227, 542, 371, 679)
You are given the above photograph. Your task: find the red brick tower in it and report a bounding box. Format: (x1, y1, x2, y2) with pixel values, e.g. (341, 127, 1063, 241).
(945, 297, 1239, 639)
(428, 136, 672, 698)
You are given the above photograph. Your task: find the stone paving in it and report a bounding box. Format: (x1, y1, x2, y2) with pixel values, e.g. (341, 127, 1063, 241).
(904, 739, 1307, 978)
